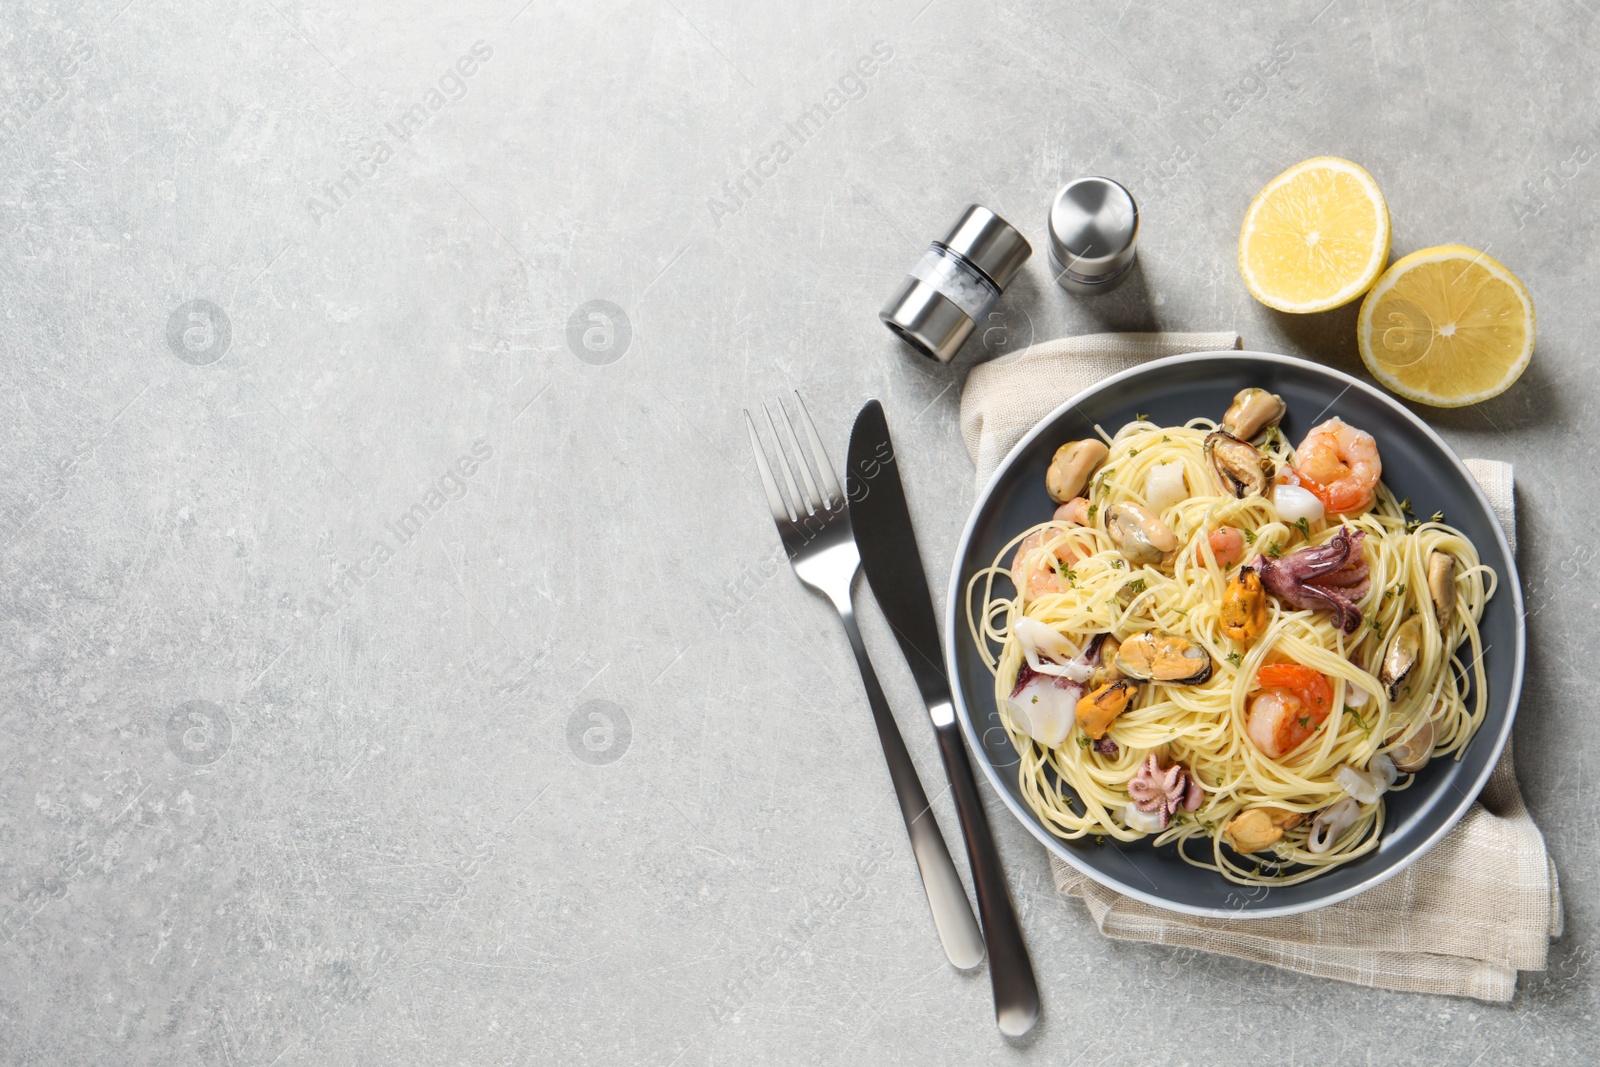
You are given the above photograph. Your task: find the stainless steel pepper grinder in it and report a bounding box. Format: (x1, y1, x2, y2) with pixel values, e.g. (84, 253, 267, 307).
(1046, 177, 1139, 294)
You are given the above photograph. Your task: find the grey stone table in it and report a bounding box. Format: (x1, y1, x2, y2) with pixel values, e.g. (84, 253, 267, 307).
(2, 1, 1594, 1063)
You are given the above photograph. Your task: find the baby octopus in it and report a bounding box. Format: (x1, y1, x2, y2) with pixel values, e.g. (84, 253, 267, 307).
(1127, 754, 1203, 829)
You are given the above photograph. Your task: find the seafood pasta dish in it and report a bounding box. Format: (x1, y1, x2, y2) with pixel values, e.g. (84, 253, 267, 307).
(964, 389, 1495, 886)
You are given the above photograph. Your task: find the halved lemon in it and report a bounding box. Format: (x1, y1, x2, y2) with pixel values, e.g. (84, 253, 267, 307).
(1239, 157, 1391, 313)
(1357, 246, 1535, 407)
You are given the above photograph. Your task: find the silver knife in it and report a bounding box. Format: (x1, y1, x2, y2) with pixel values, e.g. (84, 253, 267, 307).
(847, 399, 1041, 1039)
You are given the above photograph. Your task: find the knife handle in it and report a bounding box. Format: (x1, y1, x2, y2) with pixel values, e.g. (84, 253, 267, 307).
(835, 595, 986, 971)
(930, 709, 1041, 1038)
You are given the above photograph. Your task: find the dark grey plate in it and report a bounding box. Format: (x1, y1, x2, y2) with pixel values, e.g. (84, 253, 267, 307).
(943, 351, 1524, 918)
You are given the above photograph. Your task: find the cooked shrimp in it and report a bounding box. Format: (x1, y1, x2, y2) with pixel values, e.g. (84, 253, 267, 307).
(1291, 417, 1381, 515)
(1053, 497, 1091, 525)
(1245, 663, 1334, 758)
(1011, 530, 1079, 602)
(1198, 526, 1246, 570)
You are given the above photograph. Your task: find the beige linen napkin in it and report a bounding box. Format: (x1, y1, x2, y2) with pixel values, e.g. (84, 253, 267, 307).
(959, 332, 1561, 1002)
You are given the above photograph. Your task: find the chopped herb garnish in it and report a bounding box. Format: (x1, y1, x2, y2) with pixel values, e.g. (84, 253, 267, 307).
(1242, 528, 1257, 546)
(1297, 715, 1311, 728)
(1111, 559, 1125, 569)
(1123, 578, 1148, 596)
(1226, 651, 1242, 667)
(1345, 705, 1372, 737)
(1293, 516, 1312, 540)
(1128, 447, 1140, 457)
(1399, 497, 1414, 515)
(1405, 518, 1422, 533)
(1161, 435, 1172, 443)
(1135, 412, 1149, 423)
(1087, 503, 1099, 523)
(1055, 559, 1077, 586)
(1076, 734, 1092, 749)
(1263, 540, 1284, 558)
(1430, 510, 1444, 524)
(1367, 612, 1382, 632)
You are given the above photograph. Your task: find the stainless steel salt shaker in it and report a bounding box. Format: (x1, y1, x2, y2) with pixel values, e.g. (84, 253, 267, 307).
(1046, 177, 1139, 294)
(879, 205, 1032, 363)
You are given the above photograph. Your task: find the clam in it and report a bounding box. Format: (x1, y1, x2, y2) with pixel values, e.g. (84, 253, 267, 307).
(1378, 615, 1424, 700)
(1219, 565, 1268, 642)
(1223, 807, 1304, 854)
(1219, 388, 1287, 442)
(1075, 679, 1136, 739)
(1427, 551, 1456, 636)
(1115, 631, 1213, 685)
(1104, 502, 1179, 566)
(1386, 716, 1435, 773)
(1046, 439, 1110, 504)
(1205, 431, 1275, 499)
(1307, 798, 1361, 854)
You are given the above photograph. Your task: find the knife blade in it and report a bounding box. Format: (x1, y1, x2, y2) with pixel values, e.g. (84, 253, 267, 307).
(847, 399, 1041, 1038)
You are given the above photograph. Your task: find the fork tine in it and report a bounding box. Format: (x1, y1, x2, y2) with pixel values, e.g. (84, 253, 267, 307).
(762, 403, 812, 515)
(744, 410, 795, 524)
(791, 391, 843, 507)
(775, 396, 825, 511)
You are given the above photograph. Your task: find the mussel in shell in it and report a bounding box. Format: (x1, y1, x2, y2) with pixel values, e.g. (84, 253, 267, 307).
(1219, 388, 1287, 442)
(1046, 439, 1110, 504)
(1075, 680, 1136, 740)
(1104, 502, 1179, 566)
(1219, 565, 1268, 642)
(1427, 551, 1456, 637)
(1379, 615, 1424, 700)
(1115, 631, 1213, 685)
(1205, 430, 1274, 499)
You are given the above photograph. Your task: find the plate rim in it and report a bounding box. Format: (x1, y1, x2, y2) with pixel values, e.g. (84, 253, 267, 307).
(942, 349, 1526, 919)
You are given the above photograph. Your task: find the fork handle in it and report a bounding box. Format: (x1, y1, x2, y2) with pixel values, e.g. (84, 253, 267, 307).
(835, 595, 986, 971)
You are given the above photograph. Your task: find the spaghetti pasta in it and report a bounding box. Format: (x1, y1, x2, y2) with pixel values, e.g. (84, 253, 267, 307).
(964, 405, 1494, 886)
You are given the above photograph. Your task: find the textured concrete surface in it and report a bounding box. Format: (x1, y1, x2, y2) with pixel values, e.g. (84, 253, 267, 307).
(2, 1, 1596, 1063)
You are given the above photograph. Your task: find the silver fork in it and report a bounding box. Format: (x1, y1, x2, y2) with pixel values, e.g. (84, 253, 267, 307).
(744, 392, 985, 971)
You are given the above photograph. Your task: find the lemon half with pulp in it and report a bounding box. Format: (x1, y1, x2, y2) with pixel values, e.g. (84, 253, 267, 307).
(1239, 157, 1391, 313)
(1357, 245, 1535, 407)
